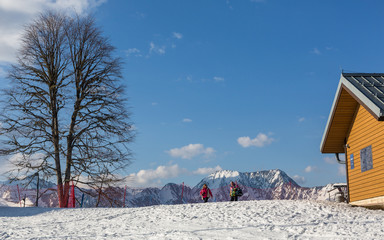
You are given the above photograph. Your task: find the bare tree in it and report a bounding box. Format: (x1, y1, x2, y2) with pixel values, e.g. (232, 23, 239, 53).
(61, 14, 134, 207)
(0, 12, 69, 205)
(0, 11, 134, 207)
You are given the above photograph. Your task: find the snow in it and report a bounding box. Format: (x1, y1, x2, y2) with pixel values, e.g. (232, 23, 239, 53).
(1, 200, 384, 239)
(213, 170, 240, 179)
(0, 198, 19, 207)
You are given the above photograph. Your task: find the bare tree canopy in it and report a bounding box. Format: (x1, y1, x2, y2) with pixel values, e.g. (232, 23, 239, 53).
(0, 11, 134, 207)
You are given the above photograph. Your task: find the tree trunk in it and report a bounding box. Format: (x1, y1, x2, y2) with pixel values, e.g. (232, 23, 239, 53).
(51, 81, 63, 207)
(63, 140, 73, 208)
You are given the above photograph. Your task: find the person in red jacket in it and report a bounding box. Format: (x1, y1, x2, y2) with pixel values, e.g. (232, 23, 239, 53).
(199, 184, 213, 203)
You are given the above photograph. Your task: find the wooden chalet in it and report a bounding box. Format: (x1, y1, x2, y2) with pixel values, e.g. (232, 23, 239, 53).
(321, 73, 384, 208)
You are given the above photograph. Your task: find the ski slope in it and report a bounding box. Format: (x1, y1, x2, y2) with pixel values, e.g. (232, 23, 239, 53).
(1, 200, 384, 239)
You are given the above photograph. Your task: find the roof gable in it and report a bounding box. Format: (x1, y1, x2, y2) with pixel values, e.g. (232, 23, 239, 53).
(320, 73, 384, 153)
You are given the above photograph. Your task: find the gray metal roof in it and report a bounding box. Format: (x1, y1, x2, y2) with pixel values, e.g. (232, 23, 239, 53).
(342, 73, 384, 119)
(320, 73, 384, 153)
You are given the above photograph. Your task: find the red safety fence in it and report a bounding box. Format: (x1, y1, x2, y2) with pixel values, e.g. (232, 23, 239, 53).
(8, 180, 343, 208)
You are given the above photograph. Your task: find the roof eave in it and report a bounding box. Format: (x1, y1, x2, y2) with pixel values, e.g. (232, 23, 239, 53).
(320, 75, 344, 153)
(320, 74, 383, 153)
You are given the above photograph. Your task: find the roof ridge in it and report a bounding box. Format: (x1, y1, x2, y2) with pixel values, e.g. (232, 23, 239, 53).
(342, 73, 384, 77)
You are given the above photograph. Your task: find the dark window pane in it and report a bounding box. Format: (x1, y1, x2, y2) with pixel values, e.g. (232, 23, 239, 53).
(360, 145, 373, 172)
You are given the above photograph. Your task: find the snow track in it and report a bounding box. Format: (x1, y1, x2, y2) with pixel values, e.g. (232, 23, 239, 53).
(1, 200, 384, 239)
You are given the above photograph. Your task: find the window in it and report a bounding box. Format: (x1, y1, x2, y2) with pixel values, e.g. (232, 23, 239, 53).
(350, 154, 354, 169)
(360, 145, 373, 172)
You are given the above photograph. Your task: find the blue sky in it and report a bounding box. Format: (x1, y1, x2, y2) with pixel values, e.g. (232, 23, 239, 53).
(1, 0, 384, 188)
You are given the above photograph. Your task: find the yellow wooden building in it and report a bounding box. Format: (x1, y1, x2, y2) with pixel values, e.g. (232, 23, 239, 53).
(321, 73, 384, 208)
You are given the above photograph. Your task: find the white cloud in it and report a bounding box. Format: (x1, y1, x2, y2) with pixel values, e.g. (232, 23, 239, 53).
(125, 48, 142, 57)
(311, 48, 321, 55)
(193, 165, 222, 175)
(0, 158, 11, 176)
(166, 144, 215, 159)
(213, 76, 224, 82)
(149, 42, 155, 53)
(292, 175, 306, 184)
(0, 153, 46, 180)
(324, 156, 336, 164)
(0, 0, 107, 63)
(9, 152, 45, 167)
(128, 164, 224, 187)
(129, 164, 186, 187)
(0, 0, 106, 15)
(182, 118, 192, 123)
(304, 166, 316, 173)
(158, 48, 166, 55)
(298, 117, 305, 122)
(172, 32, 183, 39)
(149, 42, 166, 55)
(237, 133, 274, 148)
(338, 165, 346, 176)
(151, 102, 158, 106)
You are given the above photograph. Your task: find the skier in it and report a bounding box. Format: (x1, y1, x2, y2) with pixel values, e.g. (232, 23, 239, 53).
(200, 184, 213, 203)
(230, 181, 239, 201)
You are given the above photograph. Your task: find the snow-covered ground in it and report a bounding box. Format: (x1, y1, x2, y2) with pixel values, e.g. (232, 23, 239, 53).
(1, 200, 384, 239)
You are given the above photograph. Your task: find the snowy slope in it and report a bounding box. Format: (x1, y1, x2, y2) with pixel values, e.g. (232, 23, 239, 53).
(0, 198, 19, 207)
(1, 200, 384, 239)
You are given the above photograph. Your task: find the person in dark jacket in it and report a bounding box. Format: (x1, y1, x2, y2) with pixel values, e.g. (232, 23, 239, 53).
(230, 181, 239, 201)
(199, 184, 213, 203)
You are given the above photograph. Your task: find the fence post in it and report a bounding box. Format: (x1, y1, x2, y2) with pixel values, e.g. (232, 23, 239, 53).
(35, 172, 39, 207)
(68, 181, 75, 208)
(123, 185, 127, 207)
(80, 193, 85, 208)
(17, 184, 21, 207)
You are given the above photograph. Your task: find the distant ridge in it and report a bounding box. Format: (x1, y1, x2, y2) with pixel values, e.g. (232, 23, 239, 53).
(195, 169, 299, 189)
(0, 169, 345, 207)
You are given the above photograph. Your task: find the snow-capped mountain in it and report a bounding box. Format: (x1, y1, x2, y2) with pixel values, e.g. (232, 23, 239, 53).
(190, 169, 301, 202)
(195, 169, 299, 190)
(0, 169, 347, 207)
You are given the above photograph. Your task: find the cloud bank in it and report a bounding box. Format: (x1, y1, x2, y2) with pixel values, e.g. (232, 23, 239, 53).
(129, 164, 222, 187)
(0, 0, 106, 63)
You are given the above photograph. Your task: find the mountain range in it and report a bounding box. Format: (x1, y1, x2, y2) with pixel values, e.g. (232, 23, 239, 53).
(0, 169, 346, 207)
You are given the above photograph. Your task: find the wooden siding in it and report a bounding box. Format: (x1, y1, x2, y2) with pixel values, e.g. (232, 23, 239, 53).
(322, 88, 359, 153)
(347, 104, 384, 202)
